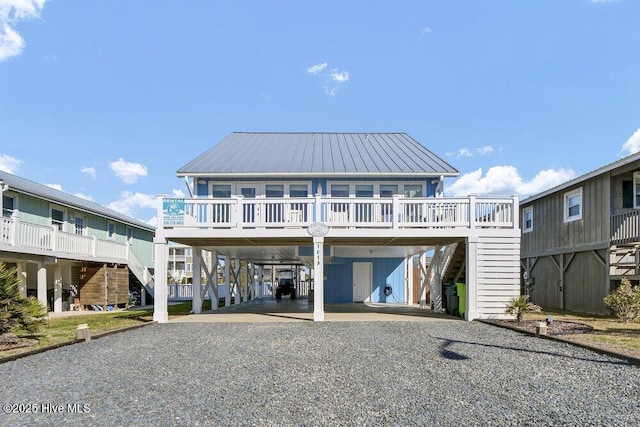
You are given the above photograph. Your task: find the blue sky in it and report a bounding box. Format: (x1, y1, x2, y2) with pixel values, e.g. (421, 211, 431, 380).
(1, 0, 639, 225)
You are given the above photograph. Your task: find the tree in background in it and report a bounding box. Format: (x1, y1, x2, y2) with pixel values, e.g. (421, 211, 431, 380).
(0, 262, 46, 337)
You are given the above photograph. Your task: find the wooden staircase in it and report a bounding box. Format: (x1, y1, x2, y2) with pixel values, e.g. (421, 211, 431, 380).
(443, 240, 466, 284)
(610, 244, 640, 281)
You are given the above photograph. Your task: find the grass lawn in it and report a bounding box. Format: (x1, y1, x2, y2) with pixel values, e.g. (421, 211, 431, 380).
(0, 300, 210, 360)
(526, 309, 640, 359)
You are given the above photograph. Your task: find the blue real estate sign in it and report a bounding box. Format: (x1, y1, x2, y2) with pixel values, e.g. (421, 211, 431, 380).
(163, 199, 185, 225)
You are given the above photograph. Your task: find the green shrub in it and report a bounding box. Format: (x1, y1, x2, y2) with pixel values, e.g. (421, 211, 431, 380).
(603, 278, 640, 323)
(505, 295, 541, 322)
(0, 263, 46, 336)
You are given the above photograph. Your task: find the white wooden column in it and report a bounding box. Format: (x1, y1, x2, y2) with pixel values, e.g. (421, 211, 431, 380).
(209, 251, 218, 311)
(244, 262, 250, 301)
(224, 255, 231, 307)
(466, 236, 479, 321)
(141, 286, 146, 306)
(16, 262, 27, 298)
(53, 263, 63, 313)
(313, 236, 325, 321)
(37, 261, 47, 312)
(406, 255, 413, 304)
(419, 252, 428, 309)
(153, 237, 169, 323)
(257, 265, 264, 299)
(192, 246, 202, 314)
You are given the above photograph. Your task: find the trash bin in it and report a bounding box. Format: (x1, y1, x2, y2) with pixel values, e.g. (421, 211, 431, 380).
(444, 283, 457, 315)
(455, 283, 466, 318)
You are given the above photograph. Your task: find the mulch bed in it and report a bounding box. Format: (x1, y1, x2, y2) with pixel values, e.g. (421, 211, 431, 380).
(490, 320, 593, 336)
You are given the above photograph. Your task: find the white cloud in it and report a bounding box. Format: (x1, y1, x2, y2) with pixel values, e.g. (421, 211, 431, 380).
(0, 153, 22, 173)
(109, 158, 148, 184)
(46, 183, 62, 191)
(145, 216, 158, 227)
(172, 189, 186, 197)
(330, 69, 349, 83)
(477, 146, 494, 156)
(0, 0, 48, 62)
(81, 166, 96, 180)
(446, 147, 494, 158)
(106, 191, 156, 218)
(620, 129, 640, 156)
(421, 26, 432, 34)
(306, 62, 327, 74)
(307, 62, 350, 96)
(447, 165, 575, 198)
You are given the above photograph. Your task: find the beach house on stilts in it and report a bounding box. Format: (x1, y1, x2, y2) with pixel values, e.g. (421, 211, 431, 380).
(152, 132, 521, 322)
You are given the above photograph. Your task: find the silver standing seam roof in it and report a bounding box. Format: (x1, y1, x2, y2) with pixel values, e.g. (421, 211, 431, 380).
(177, 132, 459, 177)
(0, 170, 155, 231)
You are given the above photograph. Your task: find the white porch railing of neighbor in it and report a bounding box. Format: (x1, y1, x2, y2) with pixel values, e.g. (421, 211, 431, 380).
(161, 195, 519, 230)
(167, 280, 310, 300)
(1, 215, 130, 262)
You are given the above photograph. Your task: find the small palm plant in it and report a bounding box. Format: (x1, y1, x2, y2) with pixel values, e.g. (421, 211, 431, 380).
(505, 295, 541, 322)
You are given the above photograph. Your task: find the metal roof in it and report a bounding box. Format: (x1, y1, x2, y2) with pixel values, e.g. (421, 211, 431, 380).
(177, 132, 459, 177)
(0, 170, 155, 231)
(521, 150, 640, 205)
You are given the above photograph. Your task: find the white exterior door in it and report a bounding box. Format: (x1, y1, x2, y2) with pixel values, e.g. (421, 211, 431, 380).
(353, 262, 372, 302)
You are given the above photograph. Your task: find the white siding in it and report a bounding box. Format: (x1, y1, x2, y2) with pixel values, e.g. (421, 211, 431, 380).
(476, 236, 521, 318)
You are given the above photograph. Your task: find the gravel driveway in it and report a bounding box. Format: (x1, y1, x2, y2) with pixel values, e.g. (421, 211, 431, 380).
(1, 320, 638, 426)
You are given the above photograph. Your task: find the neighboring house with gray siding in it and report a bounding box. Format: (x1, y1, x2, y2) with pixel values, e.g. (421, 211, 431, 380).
(520, 151, 640, 314)
(0, 170, 155, 313)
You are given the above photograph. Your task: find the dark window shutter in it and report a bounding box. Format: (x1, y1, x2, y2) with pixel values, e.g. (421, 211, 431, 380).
(622, 180, 633, 208)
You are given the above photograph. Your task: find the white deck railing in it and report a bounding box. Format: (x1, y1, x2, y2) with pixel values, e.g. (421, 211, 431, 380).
(161, 195, 519, 230)
(1, 215, 129, 262)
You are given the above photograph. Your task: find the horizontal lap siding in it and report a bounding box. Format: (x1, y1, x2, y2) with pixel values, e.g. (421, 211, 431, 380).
(476, 236, 520, 316)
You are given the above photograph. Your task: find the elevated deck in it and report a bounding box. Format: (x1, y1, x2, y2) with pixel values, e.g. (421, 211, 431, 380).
(153, 195, 522, 323)
(158, 194, 519, 243)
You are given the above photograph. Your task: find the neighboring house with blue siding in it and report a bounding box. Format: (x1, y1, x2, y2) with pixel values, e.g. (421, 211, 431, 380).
(0, 170, 155, 313)
(152, 132, 521, 322)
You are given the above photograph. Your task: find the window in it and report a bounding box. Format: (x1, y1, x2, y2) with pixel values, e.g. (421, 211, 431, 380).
(331, 184, 349, 198)
(126, 227, 133, 243)
(404, 184, 423, 198)
(380, 184, 398, 197)
(74, 216, 86, 235)
(265, 185, 284, 198)
(355, 185, 373, 198)
(289, 184, 308, 198)
(107, 222, 116, 239)
(212, 184, 231, 198)
(633, 173, 640, 208)
(523, 207, 533, 233)
(186, 263, 192, 272)
(51, 208, 64, 231)
(185, 248, 192, 257)
(240, 187, 256, 198)
(2, 195, 14, 217)
(564, 188, 582, 222)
